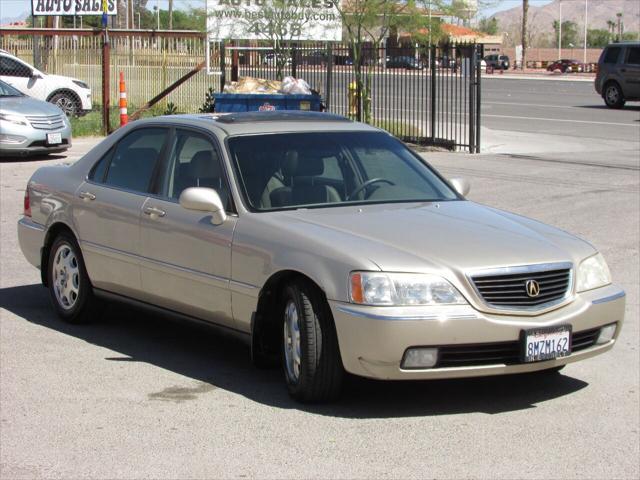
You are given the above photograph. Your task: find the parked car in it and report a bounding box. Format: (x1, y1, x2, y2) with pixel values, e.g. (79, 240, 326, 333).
(386, 56, 425, 70)
(262, 53, 291, 66)
(0, 79, 71, 157)
(595, 42, 640, 108)
(0, 49, 91, 116)
(17, 111, 625, 402)
(297, 50, 328, 66)
(546, 59, 583, 73)
(484, 54, 510, 70)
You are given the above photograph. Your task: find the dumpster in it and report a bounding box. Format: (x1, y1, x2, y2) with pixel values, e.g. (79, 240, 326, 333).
(213, 93, 322, 113)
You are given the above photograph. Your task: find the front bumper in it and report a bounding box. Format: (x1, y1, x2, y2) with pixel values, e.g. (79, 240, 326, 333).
(330, 284, 625, 380)
(0, 121, 72, 157)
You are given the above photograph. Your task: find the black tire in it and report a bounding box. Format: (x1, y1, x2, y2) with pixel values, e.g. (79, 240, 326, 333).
(47, 232, 100, 324)
(603, 81, 625, 109)
(281, 279, 344, 402)
(49, 92, 80, 116)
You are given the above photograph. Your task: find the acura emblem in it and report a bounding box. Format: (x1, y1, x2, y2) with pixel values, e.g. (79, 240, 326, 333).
(525, 279, 541, 297)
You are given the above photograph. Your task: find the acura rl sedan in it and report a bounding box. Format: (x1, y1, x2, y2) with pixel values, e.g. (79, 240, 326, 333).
(17, 111, 625, 402)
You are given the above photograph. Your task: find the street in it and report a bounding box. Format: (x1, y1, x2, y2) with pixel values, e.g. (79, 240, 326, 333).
(1, 78, 639, 479)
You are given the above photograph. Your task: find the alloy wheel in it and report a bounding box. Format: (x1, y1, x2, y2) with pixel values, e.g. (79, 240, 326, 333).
(52, 243, 80, 310)
(283, 299, 301, 382)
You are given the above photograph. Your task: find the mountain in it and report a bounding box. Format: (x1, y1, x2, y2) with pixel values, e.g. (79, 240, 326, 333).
(491, 0, 640, 44)
(0, 10, 29, 26)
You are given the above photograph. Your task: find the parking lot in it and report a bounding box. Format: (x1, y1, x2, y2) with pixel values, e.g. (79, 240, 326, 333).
(1, 127, 639, 478)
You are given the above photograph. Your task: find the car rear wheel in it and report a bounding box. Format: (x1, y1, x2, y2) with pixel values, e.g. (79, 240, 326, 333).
(604, 82, 625, 109)
(49, 92, 80, 116)
(281, 279, 344, 402)
(47, 232, 100, 324)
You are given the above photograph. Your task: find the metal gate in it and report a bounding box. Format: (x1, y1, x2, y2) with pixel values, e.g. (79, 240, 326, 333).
(222, 42, 482, 152)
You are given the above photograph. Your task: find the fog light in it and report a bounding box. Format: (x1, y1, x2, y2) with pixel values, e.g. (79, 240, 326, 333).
(596, 323, 617, 344)
(0, 134, 26, 144)
(401, 348, 438, 369)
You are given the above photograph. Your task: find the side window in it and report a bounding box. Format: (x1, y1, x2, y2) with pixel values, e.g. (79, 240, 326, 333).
(603, 47, 621, 64)
(0, 56, 31, 77)
(89, 149, 112, 183)
(626, 47, 640, 65)
(103, 128, 167, 193)
(161, 129, 231, 210)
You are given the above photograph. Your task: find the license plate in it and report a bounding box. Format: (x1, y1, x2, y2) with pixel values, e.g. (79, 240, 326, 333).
(47, 132, 62, 145)
(522, 325, 572, 362)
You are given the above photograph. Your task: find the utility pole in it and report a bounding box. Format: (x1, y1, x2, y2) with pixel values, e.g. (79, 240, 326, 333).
(168, 0, 174, 30)
(558, 0, 562, 60)
(583, 0, 588, 64)
(522, 0, 529, 70)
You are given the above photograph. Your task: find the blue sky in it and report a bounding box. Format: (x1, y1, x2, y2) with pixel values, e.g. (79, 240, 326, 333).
(1, 0, 554, 22)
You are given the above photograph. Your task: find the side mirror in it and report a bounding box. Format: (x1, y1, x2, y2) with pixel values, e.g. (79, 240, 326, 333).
(179, 187, 227, 225)
(30, 70, 42, 79)
(450, 177, 471, 197)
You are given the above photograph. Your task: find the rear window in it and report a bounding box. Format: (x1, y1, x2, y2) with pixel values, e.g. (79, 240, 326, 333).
(626, 47, 640, 65)
(603, 47, 621, 64)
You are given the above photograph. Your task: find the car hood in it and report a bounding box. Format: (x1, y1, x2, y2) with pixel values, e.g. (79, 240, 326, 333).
(46, 74, 89, 90)
(0, 95, 65, 116)
(268, 201, 596, 274)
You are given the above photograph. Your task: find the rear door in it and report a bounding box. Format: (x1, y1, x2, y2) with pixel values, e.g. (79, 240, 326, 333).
(136, 128, 237, 328)
(621, 46, 640, 98)
(73, 127, 169, 297)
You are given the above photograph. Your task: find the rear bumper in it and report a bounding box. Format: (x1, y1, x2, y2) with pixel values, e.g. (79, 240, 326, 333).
(329, 284, 625, 380)
(17, 217, 45, 270)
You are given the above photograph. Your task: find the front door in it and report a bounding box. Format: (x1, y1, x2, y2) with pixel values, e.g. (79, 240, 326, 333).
(137, 128, 237, 329)
(73, 127, 169, 297)
(0, 55, 47, 101)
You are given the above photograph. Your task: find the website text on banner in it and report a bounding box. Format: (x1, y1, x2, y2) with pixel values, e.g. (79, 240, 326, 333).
(206, 0, 342, 41)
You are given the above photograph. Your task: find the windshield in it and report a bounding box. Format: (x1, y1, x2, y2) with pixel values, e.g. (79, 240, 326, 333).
(0, 80, 23, 97)
(228, 131, 459, 211)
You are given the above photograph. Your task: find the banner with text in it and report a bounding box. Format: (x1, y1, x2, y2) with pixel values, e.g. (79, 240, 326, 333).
(206, 0, 342, 41)
(31, 0, 118, 16)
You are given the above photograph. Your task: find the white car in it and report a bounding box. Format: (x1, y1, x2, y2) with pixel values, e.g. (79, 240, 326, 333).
(0, 49, 91, 116)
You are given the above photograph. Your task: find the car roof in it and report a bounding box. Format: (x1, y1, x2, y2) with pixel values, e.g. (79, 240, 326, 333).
(606, 41, 640, 48)
(134, 111, 382, 136)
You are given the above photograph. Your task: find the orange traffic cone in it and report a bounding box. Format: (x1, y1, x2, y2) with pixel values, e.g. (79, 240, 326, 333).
(119, 71, 128, 126)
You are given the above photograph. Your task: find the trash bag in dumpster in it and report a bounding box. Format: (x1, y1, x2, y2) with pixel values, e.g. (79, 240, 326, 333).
(280, 76, 312, 95)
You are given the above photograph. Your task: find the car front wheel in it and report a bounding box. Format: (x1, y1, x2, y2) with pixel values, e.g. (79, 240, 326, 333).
(604, 82, 625, 109)
(47, 232, 100, 323)
(281, 279, 344, 402)
(49, 92, 80, 116)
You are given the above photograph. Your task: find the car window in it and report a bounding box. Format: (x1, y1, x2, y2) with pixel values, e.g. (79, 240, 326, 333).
(229, 131, 458, 211)
(626, 47, 640, 65)
(89, 149, 112, 183)
(160, 129, 231, 209)
(102, 128, 167, 193)
(0, 56, 31, 77)
(603, 47, 621, 64)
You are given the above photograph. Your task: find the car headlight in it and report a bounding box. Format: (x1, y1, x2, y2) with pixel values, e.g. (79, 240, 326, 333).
(72, 79, 89, 89)
(0, 113, 28, 126)
(576, 253, 611, 292)
(349, 272, 467, 306)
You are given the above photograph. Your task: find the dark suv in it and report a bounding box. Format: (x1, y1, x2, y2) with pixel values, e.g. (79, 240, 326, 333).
(595, 42, 640, 108)
(484, 54, 510, 70)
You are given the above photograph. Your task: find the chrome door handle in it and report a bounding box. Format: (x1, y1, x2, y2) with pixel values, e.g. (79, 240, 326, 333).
(143, 206, 166, 218)
(78, 191, 96, 201)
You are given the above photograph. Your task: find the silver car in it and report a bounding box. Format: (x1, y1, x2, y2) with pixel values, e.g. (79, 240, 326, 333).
(0, 80, 72, 157)
(17, 111, 625, 402)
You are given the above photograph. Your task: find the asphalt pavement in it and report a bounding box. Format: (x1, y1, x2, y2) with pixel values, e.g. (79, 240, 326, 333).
(0, 79, 639, 479)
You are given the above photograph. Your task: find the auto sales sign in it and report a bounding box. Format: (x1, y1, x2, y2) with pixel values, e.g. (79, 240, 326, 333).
(206, 0, 342, 41)
(31, 0, 117, 16)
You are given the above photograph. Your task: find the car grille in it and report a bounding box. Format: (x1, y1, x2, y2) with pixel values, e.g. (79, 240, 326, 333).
(436, 328, 600, 368)
(471, 266, 571, 309)
(25, 114, 65, 131)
